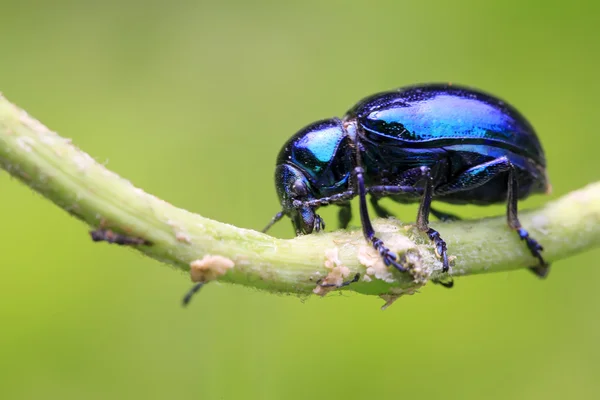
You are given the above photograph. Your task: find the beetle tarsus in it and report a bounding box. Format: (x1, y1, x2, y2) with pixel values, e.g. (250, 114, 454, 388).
(314, 214, 325, 232)
(529, 263, 551, 278)
(371, 237, 407, 272)
(425, 228, 449, 272)
(517, 227, 550, 277)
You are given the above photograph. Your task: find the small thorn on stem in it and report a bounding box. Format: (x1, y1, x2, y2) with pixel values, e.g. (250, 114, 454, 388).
(89, 229, 151, 246)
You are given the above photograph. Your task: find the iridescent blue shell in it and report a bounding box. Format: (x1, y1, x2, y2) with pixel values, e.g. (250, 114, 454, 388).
(345, 83, 548, 204)
(347, 83, 545, 167)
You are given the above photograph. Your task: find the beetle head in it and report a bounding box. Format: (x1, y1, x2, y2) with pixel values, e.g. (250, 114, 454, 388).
(274, 163, 322, 234)
(265, 118, 353, 235)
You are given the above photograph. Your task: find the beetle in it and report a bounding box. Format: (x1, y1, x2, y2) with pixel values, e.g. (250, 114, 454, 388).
(263, 83, 550, 285)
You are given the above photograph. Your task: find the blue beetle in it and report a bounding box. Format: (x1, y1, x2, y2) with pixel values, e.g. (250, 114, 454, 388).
(264, 83, 550, 285)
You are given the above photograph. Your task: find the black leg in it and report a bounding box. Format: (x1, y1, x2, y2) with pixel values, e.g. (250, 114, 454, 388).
(366, 166, 429, 199)
(355, 167, 406, 272)
(266, 189, 356, 234)
(296, 189, 356, 209)
(435, 157, 512, 195)
(507, 167, 550, 278)
(366, 167, 428, 220)
(338, 203, 352, 229)
(312, 214, 325, 233)
(182, 282, 205, 307)
(368, 184, 421, 197)
(430, 207, 461, 222)
(292, 190, 356, 233)
(416, 168, 450, 273)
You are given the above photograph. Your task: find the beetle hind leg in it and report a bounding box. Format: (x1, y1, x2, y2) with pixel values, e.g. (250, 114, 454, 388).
(507, 167, 550, 278)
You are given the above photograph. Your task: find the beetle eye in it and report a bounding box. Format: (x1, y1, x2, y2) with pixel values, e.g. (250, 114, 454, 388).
(292, 180, 308, 197)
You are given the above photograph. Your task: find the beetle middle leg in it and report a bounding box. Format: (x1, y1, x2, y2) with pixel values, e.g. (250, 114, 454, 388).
(366, 167, 451, 274)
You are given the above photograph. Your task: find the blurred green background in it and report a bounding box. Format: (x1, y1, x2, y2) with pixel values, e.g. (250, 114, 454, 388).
(1, 0, 599, 399)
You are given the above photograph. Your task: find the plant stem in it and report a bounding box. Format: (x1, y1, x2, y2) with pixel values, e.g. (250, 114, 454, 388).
(1, 93, 599, 300)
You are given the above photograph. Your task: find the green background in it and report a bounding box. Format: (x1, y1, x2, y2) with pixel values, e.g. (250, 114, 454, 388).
(1, 1, 599, 399)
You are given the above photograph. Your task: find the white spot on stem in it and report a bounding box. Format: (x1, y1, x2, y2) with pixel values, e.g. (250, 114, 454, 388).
(313, 248, 351, 296)
(190, 255, 235, 282)
(16, 137, 34, 152)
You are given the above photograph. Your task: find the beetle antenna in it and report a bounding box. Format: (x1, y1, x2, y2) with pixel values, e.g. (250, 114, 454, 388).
(262, 211, 285, 233)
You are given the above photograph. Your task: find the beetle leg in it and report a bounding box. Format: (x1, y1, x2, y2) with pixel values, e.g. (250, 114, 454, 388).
(313, 214, 325, 232)
(368, 184, 421, 197)
(354, 167, 407, 273)
(430, 207, 461, 222)
(296, 190, 356, 209)
(434, 157, 512, 195)
(367, 167, 426, 197)
(434, 157, 549, 277)
(338, 203, 352, 229)
(507, 166, 550, 278)
(416, 167, 450, 273)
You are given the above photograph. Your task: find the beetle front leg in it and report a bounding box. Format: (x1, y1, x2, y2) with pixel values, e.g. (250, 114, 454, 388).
(354, 167, 407, 272)
(296, 190, 356, 209)
(415, 167, 450, 272)
(507, 166, 550, 277)
(292, 190, 356, 233)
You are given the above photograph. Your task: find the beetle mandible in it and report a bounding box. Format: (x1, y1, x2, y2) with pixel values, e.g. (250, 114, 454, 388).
(263, 83, 550, 286)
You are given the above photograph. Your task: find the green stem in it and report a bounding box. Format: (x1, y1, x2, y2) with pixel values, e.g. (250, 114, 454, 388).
(1, 93, 599, 302)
